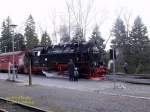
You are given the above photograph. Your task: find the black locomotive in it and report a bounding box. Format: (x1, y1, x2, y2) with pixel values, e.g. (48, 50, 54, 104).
(31, 42, 107, 78)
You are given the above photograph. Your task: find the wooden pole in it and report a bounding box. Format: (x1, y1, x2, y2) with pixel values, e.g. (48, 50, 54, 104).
(8, 62, 11, 80)
(29, 57, 32, 86)
(113, 48, 116, 89)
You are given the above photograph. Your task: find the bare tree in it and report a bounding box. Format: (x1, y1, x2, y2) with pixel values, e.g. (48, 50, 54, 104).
(65, 0, 95, 40)
(114, 8, 132, 38)
(65, 0, 71, 39)
(123, 11, 132, 38)
(83, 0, 94, 39)
(49, 9, 58, 44)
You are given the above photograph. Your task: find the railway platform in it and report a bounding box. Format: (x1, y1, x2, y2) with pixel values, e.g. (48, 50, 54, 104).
(1, 72, 150, 86)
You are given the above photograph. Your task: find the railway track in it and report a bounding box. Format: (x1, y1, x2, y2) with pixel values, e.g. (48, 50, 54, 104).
(0, 97, 47, 112)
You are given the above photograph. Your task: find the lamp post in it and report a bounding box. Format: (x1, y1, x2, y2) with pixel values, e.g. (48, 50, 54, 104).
(10, 24, 17, 81)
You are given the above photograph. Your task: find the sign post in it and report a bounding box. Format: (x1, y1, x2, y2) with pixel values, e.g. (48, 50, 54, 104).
(27, 50, 32, 86)
(113, 48, 116, 89)
(8, 62, 11, 80)
(29, 56, 32, 86)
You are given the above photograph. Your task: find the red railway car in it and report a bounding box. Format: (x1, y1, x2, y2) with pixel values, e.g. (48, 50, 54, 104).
(0, 51, 47, 74)
(0, 51, 25, 72)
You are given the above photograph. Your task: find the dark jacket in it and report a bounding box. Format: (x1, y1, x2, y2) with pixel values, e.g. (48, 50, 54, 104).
(68, 61, 75, 76)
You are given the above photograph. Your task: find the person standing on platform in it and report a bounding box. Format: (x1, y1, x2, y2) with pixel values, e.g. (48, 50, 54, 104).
(14, 62, 18, 78)
(68, 59, 75, 81)
(74, 67, 79, 81)
(123, 62, 128, 74)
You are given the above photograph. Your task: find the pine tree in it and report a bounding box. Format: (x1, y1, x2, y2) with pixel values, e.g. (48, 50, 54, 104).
(0, 17, 13, 53)
(112, 18, 127, 48)
(111, 17, 129, 72)
(129, 16, 150, 72)
(90, 25, 105, 52)
(14, 33, 25, 51)
(89, 25, 105, 63)
(24, 15, 39, 49)
(112, 18, 129, 58)
(40, 31, 52, 46)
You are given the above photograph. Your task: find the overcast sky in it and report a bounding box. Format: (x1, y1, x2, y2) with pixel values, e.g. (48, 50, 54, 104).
(0, 0, 149, 48)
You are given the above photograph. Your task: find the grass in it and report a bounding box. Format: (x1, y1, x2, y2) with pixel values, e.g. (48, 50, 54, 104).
(6, 96, 35, 106)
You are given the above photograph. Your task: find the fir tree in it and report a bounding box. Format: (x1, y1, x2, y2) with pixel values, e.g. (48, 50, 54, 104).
(89, 25, 105, 64)
(90, 25, 105, 52)
(14, 33, 25, 51)
(0, 17, 12, 53)
(111, 17, 129, 72)
(129, 16, 150, 72)
(40, 31, 52, 46)
(24, 15, 39, 49)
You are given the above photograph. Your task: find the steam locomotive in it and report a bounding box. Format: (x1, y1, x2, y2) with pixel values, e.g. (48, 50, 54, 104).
(32, 42, 107, 79)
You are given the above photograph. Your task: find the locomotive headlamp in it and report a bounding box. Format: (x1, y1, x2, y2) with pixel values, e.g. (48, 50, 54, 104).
(45, 58, 47, 61)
